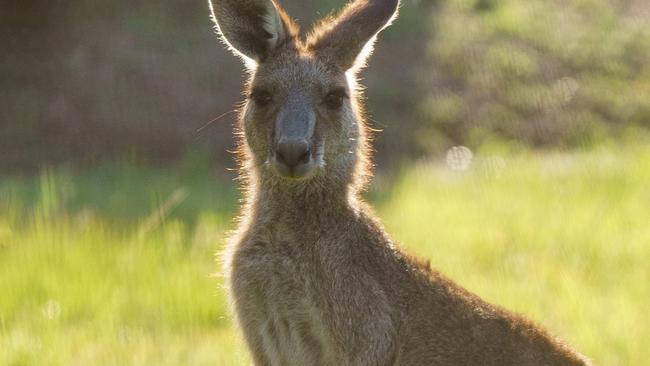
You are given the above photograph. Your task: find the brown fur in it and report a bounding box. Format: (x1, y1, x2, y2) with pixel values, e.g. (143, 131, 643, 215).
(209, 0, 592, 365)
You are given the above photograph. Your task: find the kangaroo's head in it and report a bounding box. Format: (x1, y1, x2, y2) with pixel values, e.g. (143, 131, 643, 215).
(210, 0, 399, 187)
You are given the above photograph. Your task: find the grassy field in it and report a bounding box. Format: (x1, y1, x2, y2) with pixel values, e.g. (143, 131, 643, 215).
(1, 143, 649, 365)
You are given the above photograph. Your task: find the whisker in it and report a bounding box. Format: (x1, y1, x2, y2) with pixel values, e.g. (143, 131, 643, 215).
(194, 109, 238, 136)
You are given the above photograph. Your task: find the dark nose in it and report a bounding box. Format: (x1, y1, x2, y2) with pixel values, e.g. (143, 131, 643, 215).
(276, 139, 311, 169)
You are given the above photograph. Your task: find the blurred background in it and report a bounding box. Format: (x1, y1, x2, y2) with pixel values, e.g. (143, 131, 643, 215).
(1, 0, 648, 365)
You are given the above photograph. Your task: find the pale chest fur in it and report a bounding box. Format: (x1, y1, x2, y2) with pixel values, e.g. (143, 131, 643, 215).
(226, 229, 340, 366)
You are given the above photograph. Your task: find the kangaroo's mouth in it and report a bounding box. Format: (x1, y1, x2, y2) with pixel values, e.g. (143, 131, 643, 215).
(268, 139, 325, 180)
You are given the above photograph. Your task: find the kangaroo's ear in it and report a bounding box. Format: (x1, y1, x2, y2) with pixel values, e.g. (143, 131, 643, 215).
(209, 0, 296, 65)
(308, 0, 400, 72)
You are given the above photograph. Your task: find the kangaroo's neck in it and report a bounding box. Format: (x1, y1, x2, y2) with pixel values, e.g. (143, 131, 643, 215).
(243, 167, 365, 229)
(263, 178, 355, 222)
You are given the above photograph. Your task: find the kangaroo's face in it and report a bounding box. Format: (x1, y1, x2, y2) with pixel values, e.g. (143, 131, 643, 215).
(210, 0, 400, 181)
(245, 51, 355, 180)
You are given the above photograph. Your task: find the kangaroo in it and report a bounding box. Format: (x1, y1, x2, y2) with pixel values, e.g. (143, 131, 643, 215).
(209, 0, 592, 365)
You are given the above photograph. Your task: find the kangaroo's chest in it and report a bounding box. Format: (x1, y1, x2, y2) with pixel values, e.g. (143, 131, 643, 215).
(229, 237, 339, 366)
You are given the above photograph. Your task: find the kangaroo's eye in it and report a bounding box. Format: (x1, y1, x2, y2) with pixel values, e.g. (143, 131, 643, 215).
(324, 90, 347, 110)
(250, 90, 272, 107)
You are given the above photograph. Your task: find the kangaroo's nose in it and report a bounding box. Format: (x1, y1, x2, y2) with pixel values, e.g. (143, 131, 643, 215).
(276, 139, 311, 169)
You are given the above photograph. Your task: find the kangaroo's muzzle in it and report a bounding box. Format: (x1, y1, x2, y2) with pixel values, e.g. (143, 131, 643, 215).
(270, 93, 318, 179)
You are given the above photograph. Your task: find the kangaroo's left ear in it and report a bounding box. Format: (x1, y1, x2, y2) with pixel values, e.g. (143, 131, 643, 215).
(308, 0, 400, 72)
(209, 0, 296, 65)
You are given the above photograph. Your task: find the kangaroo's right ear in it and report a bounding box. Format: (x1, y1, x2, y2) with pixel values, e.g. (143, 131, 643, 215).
(308, 0, 400, 72)
(209, 0, 296, 65)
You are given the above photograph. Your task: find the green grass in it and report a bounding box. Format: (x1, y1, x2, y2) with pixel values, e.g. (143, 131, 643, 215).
(1, 143, 649, 365)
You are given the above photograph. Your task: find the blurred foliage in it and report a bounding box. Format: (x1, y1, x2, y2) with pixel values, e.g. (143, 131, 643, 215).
(1, 0, 237, 171)
(1, 0, 649, 172)
(416, 0, 650, 153)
